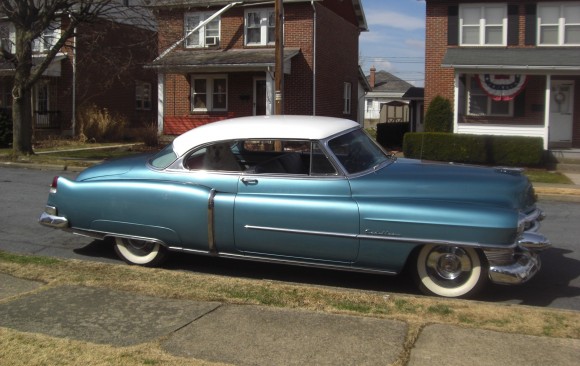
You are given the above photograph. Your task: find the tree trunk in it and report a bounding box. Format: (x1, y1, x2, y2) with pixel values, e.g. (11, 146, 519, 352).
(11, 26, 35, 156)
(12, 83, 33, 155)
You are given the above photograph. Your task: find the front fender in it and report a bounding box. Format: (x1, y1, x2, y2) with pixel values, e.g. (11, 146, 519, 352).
(357, 198, 519, 246)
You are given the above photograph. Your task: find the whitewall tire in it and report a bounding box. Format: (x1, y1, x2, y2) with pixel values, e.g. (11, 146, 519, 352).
(415, 244, 487, 298)
(114, 237, 167, 267)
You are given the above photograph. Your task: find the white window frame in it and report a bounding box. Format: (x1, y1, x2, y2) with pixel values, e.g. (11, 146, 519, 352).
(343, 82, 352, 115)
(244, 8, 275, 46)
(136, 81, 151, 111)
(466, 76, 513, 117)
(184, 12, 221, 48)
(32, 19, 61, 53)
(191, 75, 228, 112)
(538, 2, 580, 46)
(459, 4, 507, 46)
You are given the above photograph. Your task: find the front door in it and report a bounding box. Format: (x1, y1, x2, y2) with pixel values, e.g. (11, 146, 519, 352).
(254, 78, 267, 116)
(549, 80, 574, 146)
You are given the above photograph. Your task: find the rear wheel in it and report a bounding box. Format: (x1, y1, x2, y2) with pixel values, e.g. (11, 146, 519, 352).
(114, 237, 167, 267)
(414, 244, 487, 298)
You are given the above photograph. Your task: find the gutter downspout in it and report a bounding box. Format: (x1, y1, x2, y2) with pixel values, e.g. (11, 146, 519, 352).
(71, 25, 77, 137)
(311, 0, 316, 116)
(154, 2, 242, 62)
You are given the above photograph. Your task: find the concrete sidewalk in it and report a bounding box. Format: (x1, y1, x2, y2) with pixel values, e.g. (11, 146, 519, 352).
(0, 273, 578, 365)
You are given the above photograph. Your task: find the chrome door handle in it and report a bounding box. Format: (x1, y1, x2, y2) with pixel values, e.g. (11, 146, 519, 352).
(241, 178, 258, 185)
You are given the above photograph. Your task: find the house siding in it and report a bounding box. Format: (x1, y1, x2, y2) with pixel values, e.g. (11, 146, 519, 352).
(426, 0, 580, 147)
(155, 1, 362, 135)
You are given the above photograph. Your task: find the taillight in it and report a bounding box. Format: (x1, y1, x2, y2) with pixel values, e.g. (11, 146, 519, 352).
(50, 176, 59, 194)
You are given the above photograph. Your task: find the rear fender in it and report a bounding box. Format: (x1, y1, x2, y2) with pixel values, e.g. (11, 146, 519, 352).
(51, 177, 214, 249)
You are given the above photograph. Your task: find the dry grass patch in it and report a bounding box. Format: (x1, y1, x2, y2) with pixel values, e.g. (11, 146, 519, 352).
(0, 327, 227, 366)
(1, 251, 579, 342)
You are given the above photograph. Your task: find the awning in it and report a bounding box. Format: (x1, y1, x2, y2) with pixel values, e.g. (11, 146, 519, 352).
(146, 48, 301, 74)
(442, 48, 580, 74)
(0, 55, 67, 77)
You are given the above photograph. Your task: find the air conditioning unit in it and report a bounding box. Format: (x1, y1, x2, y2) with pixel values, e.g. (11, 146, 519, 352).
(205, 36, 219, 46)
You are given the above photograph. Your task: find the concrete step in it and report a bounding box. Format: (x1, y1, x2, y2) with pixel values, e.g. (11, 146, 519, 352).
(556, 163, 580, 173)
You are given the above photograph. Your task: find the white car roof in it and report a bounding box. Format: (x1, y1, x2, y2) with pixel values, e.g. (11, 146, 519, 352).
(171, 115, 360, 157)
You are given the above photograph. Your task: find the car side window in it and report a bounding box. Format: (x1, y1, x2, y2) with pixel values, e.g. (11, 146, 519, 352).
(311, 142, 337, 176)
(245, 139, 336, 176)
(184, 141, 243, 172)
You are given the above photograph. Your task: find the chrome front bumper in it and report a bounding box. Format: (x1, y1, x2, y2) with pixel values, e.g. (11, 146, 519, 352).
(487, 207, 550, 285)
(39, 206, 69, 229)
(488, 247, 542, 285)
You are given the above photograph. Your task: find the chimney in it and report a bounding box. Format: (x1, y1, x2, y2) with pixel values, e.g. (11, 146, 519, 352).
(369, 66, 376, 89)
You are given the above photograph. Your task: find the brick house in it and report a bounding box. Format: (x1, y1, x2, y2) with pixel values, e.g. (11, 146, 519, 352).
(145, 0, 368, 136)
(0, 5, 157, 138)
(425, 0, 580, 149)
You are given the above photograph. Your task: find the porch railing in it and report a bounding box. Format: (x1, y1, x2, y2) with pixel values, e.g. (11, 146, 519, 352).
(34, 110, 61, 129)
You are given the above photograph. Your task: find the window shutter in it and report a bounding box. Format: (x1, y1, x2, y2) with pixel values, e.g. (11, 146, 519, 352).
(525, 4, 537, 45)
(448, 6, 459, 46)
(508, 4, 519, 45)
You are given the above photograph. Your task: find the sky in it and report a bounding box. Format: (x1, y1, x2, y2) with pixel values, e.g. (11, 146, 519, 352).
(359, 0, 426, 87)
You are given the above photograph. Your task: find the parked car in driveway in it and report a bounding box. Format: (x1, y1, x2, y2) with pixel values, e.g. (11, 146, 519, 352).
(39, 115, 550, 298)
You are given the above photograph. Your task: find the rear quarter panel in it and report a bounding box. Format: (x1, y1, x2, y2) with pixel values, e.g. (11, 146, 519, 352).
(49, 177, 215, 250)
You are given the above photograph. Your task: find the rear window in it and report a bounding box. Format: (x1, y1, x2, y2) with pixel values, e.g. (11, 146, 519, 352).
(149, 144, 177, 169)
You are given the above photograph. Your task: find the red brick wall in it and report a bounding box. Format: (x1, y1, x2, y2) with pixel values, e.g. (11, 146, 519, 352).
(56, 19, 158, 131)
(157, 2, 361, 135)
(314, 4, 359, 120)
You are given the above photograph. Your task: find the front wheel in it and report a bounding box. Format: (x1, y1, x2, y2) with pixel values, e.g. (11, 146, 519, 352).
(114, 237, 167, 267)
(414, 244, 487, 298)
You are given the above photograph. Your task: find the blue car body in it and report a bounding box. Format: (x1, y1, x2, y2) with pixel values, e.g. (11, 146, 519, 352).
(40, 115, 549, 298)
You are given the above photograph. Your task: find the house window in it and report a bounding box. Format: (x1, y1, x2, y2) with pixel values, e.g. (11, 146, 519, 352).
(466, 76, 513, 116)
(191, 75, 228, 112)
(32, 20, 60, 53)
(343, 82, 352, 115)
(245, 9, 275, 46)
(538, 2, 580, 45)
(460, 4, 507, 46)
(136, 82, 151, 110)
(185, 12, 220, 48)
(0, 21, 14, 53)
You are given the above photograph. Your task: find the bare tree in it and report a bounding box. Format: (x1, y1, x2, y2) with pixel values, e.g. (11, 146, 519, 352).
(0, 0, 122, 156)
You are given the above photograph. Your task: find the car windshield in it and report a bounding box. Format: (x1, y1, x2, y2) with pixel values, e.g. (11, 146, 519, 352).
(328, 129, 391, 174)
(149, 144, 178, 169)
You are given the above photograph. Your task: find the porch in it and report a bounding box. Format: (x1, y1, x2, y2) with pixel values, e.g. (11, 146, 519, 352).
(443, 48, 580, 150)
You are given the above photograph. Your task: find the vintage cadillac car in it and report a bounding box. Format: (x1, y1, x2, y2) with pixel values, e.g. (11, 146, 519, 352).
(40, 115, 550, 298)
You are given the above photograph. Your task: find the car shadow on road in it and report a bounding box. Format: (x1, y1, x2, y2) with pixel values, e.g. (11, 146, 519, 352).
(476, 248, 580, 308)
(71, 240, 579, 309)
(73, 239, 119, 262)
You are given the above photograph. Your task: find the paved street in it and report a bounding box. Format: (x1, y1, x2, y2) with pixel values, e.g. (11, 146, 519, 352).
(1, 166, 579, 310)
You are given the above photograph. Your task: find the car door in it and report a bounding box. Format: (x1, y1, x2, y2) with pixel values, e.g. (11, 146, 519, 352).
(233, 140, 360, 263)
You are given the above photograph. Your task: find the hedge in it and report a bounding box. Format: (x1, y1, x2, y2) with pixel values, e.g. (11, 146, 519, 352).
(0, 108, 12, 148)
(376, 122, 410, 148)
(403, 133, 545, 167)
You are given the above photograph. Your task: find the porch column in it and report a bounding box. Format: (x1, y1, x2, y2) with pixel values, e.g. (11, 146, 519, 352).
(453, 72, 459, 133)
(543, 74, 551, 150)
(157, 74, 164, 135)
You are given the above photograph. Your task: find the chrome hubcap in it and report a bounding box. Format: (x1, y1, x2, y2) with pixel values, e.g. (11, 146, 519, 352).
(123, 238, 156, 256)
(425, 246, 472, 285)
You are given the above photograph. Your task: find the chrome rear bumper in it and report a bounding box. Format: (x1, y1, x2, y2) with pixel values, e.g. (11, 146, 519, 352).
(39, 206, 69, 229)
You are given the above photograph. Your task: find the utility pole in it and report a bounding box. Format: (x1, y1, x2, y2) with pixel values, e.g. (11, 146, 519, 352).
(274, 0, 284, 115)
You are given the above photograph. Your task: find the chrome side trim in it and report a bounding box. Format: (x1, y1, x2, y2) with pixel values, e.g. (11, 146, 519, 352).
(208, 189, 217, 255)
(167, 246, 398, 275)
(244, 225, 517, 250)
